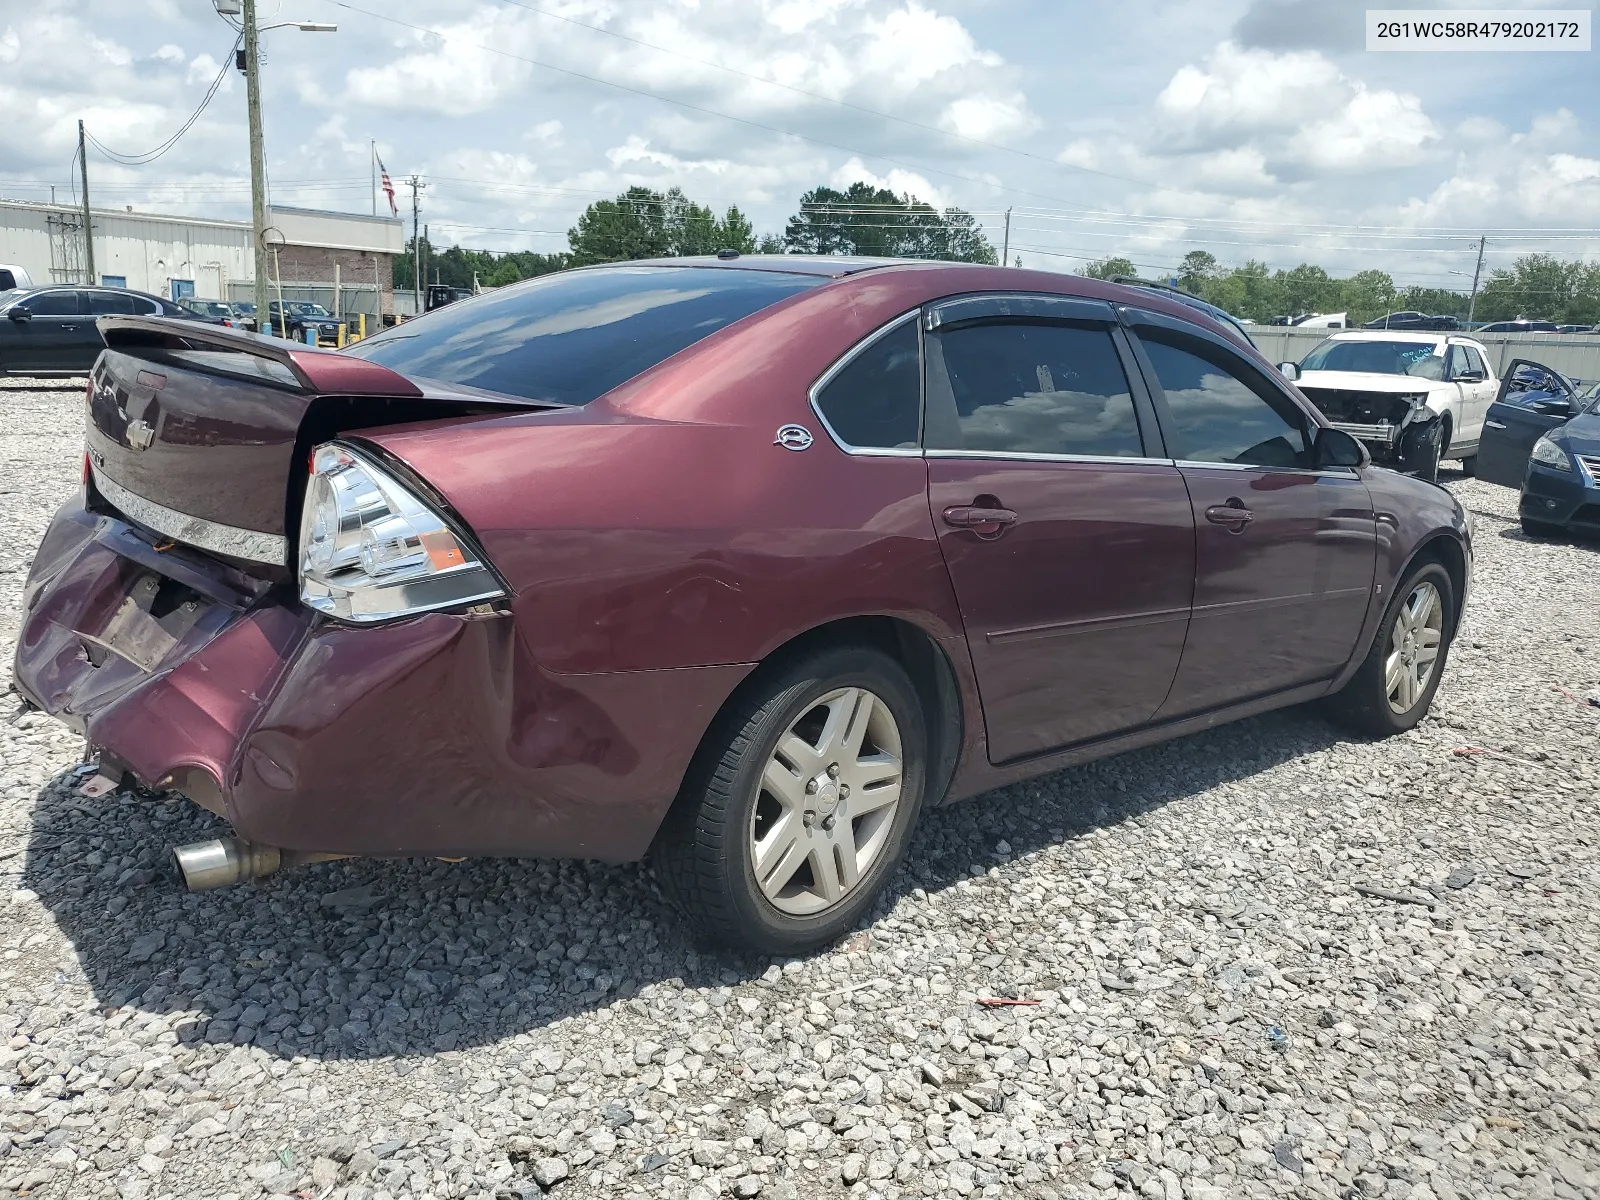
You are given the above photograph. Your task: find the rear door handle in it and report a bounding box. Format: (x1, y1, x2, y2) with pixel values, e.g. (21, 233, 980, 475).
(942, 504, 1018, 538)
(1204, 502, 1254, 531)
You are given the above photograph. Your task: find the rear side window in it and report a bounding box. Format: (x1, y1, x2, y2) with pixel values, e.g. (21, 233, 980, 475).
(88, 292, 137, 315)
(1463, 345, 1487, 376)
(347, 266, 822, 405)
(927, 321, 1144, 458)
(813, 318, 920, 449)
(1140, 335, 1311, 469)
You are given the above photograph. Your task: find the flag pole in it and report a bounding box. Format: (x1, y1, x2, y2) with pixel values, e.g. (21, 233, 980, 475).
(370, 139, 376, 217)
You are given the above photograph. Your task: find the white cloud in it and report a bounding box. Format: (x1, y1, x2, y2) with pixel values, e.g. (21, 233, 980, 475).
(942, 94, 1035, 143)
(830, 156, 947, 208)
(1154, 41, 1439, 172)
(186, 53, 222, 86)
(154, 43, 185, 63)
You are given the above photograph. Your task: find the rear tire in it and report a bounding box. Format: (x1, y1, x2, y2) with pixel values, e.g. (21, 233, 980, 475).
(1326, 560, 1455, 737)
(654, 645, 927, 955)
(1521, 517, 1563, 538)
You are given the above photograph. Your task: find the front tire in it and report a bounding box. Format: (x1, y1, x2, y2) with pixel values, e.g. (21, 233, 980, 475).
(655, 645, 927, 955)
(1326, 561, 1455, 737)
(1400, 419, 1442, 484)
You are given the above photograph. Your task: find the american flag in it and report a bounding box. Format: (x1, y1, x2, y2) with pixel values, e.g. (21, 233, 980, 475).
(376, 153, 397, 217)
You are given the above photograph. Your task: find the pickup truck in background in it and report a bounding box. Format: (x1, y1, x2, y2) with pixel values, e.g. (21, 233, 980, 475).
(1280, 330, 1503, 481)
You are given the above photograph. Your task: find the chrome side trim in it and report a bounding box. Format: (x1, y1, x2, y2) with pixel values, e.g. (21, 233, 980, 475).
(807, 309, 923, 457)
(925, 449, 1175, 467)
(92, 466, 288, 566)
(1173, 460, 1360, 479)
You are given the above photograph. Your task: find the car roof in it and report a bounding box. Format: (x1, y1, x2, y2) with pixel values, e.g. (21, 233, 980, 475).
(1324, 329, 1474, 345)
(589, 254, 944, 278)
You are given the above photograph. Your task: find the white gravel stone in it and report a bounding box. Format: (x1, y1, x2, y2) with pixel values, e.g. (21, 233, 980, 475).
(1, 380, 1597, 1200)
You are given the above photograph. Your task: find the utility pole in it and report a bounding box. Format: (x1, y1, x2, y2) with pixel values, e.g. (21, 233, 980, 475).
(409, 176, 422, 316)
(77, 120, 95, 284)
(243, 0, 270, 332)
(1466, 235, 1487, 325)
(1001, 206, 1011, 267)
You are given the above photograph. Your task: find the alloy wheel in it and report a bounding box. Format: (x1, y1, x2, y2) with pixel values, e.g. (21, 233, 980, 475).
(1386, 580, 1444, 714)
(749, 687, 904, 916)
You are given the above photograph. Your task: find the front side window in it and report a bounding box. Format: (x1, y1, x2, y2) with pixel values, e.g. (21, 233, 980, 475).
(347, 266, 822, 405)
(1140, 335, 1311, 469)
(22, 291, 81, 317)
(927, 321, 1144, 458)
(813, 318, 920, 450)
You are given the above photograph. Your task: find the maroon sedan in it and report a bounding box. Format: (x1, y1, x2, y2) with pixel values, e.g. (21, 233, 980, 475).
(12, 257, 1472, 953)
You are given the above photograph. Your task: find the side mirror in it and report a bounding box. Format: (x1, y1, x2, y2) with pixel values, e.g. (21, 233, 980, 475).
(1314, 426, 1368, 469)
(1278, 361, 1300, 382)
(1454, 370, 1485, 383)
(7, 307, 30, 323)
(1533, 398, 1573, 416)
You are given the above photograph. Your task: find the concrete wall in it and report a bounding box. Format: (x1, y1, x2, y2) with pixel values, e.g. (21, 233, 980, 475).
(1248, 327, 1600, 384)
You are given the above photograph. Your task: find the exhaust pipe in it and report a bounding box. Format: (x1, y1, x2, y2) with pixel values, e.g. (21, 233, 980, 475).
(170, 838, 282, 890)
(169, 838, 353, 891)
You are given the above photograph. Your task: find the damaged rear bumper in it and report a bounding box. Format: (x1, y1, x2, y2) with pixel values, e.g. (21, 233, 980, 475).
(12, 494, 748, 863)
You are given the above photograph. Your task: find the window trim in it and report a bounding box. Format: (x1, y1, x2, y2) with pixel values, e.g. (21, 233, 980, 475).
(19, 288, 85, 317)
(1122, 311, 1334, 473)
(924, 292, 1117, 330)
(806, 309, 925, 457)
(921, 303, 1158, 462)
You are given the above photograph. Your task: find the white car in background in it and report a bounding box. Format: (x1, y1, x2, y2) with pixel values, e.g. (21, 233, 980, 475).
(1280, 330, 1500, 481)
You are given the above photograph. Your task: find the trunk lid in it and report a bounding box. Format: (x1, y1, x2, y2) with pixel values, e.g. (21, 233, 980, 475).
(85, 316, 538, 579)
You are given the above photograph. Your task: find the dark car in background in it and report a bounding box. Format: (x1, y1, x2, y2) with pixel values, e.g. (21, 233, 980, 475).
(1365, 312, 1461, 332)
(0, 285, 201, 376)
(176, 298, 238, 327)
(268, 300, 342, 344)
(1477, 319, 1560, 334)
(1478, 360, 1600, 537)
(12, 257, 1474, 952)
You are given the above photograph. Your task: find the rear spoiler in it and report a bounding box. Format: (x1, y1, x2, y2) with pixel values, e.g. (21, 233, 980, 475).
(97, 315, 422, 398)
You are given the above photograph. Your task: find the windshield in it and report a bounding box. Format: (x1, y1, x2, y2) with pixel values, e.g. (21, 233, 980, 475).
(1300, 339, 1445, 380)
(0, 288, 22, 310)
(291, 303, 331, 317)
(234, 302, 255, 314)
(346, 265, 823, 405)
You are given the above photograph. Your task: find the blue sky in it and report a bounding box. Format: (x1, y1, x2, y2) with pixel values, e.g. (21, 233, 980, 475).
(2, 0, 1597, 289)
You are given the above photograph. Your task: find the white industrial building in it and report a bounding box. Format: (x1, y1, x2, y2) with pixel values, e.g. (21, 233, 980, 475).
(0, 198, 405, 317)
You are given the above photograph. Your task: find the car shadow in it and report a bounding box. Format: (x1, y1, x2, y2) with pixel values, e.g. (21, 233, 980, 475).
(22, 704, 1349, 1061)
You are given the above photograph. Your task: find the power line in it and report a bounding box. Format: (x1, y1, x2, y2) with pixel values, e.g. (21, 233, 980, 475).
(489, 0, 1151, 190)
(84, 38, 241, 166)
(316, 0, 1092, 211)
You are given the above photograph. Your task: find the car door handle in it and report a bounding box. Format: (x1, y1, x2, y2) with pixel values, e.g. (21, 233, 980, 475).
(1204, 501, 1254, 531)
(942, 504, 1018, 538)
(1485, 419, 1507, 430)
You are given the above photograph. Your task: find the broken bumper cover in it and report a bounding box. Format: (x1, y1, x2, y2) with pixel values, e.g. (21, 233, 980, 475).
(12, 494, 747, 862)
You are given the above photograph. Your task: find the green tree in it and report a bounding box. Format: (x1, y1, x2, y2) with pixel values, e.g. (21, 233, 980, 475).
(1277, 263, 1333, 318)
(783, 182, 995, 262)
(757, 233, 785, 254)
(1474, 253, 1598, 322)
(567, 186, 771, 265)
(1081, 256, 1136, 280)
(1178, 250, 1218, 293)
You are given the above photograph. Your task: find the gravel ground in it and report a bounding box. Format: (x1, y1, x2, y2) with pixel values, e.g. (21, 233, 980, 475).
(1, 376, 1597, 1200)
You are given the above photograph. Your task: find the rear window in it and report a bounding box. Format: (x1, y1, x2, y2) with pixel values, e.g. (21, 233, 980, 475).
(346, 266, 822, 405)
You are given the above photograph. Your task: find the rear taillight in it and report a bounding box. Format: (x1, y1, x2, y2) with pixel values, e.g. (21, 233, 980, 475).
(297, 441, 504, 623)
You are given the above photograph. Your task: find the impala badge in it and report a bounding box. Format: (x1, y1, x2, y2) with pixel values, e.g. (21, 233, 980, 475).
(126, 419, 155, 451)
(774, 424, 813, 451)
